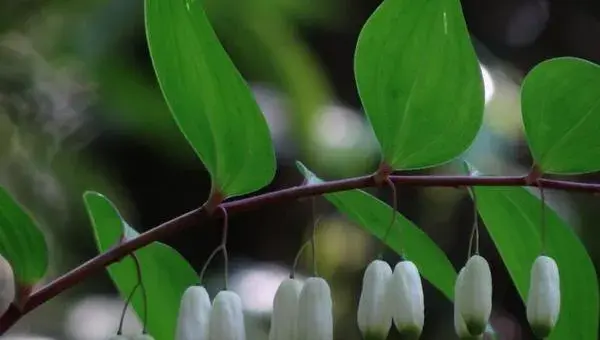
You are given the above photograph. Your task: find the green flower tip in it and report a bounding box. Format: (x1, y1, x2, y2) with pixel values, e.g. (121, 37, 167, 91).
(531, 323, 553, 339)
(466, 319, 487, 337)
(397, 325, 422, 340)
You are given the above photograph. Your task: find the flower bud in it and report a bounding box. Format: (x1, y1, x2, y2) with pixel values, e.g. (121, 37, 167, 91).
(387, 260, 424, 339)
(210, 290, 246, 340)
(357, 260, 392, 340)
(455, 255, 492, 336)
(454, 268, 482, 340)
(0, 254, 15, 315)
(297, 277, 333, 340)
(269, 278, 303, 340)
(175, 285, 211, 340)
(526, 255, 560, 338)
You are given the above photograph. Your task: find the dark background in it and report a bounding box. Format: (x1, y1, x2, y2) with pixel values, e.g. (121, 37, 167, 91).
(1, 0, 599, 339)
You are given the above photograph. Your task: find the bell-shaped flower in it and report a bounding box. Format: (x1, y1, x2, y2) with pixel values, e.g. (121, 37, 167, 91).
(0, 254, 15, 315)
(357, 260, 392, 340)
(108, 336, 129, 340)
(454, 268, 483, 340)
(210, 290, 246, 340)
(387, 260, 424, 339)
(526, 255, 560, 338)
(175, 285, 211, 340)
(455, 255, 492, 336)
(269, 278, 303, 340)
(297, 277, 333, 340)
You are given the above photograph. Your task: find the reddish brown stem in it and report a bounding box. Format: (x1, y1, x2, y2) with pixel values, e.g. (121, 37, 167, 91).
(1, 174, 599, 331)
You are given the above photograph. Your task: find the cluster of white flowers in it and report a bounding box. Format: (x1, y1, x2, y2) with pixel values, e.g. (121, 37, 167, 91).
(270, 277, 333, 340)
(173, 277, 333, 340)
(454, 254, 560, 339)
(106, 255, 560, 340)
(268, 259, 424, 340)
(357, 260, 424, 340)
(175, 286, 246, 340)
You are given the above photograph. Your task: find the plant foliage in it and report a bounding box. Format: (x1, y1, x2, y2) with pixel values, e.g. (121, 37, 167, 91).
(0, 0, 599, 338)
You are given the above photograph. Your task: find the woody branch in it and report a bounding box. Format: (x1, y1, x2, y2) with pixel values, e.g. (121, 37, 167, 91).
(1, 173, 599, 332)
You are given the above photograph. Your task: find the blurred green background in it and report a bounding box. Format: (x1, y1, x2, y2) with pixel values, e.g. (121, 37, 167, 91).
(1, 0, 599, 339)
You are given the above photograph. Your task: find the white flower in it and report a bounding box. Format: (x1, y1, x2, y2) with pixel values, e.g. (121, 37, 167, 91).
(269, 278, 303, 340)
(526, 255, 560, 338)
(210, 290, 246, 340)
(454, 268, 483, 340)
(387, 260, 424, 338)
(107, 336, 129, 340)
(357, 260, 392, 340)
(0, 254, 15, 315)
(175, 285, 211, 340)
(455, 255, 492, 336)
(454, 268, 469, 338)
(297, 277, 333, 340)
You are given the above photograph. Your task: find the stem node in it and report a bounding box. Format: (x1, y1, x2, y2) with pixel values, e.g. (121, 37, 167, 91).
(374, 162, 393, 186)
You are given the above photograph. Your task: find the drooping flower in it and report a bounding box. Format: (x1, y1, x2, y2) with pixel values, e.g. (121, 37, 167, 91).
(175, 285, 211, 340)
(357, 260, 392, 340)
(269, 278, 303, 340)
(297, 277, 333, 340)
(455, 255, 492, 336)
(387, 260, 424, 339)
(526, 255, 560, 338)
(107, 335, 129, 340)
(454, 268, 482, 340)
(210, 290, 246, 340)
(0, 254, 15, 315)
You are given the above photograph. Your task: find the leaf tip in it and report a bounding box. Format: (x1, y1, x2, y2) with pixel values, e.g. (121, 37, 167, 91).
(82, 190, 105, 202)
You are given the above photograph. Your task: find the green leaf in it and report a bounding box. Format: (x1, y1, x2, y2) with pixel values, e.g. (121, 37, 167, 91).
(521, 57, 600, 174)
(296, 162, 456, 298)
(83, 192, 197, 340)
(145, 0, 276, 198)
(473, 183, 598, 339)
(0, 186, 48, 285)
(354, 0, 484, 170)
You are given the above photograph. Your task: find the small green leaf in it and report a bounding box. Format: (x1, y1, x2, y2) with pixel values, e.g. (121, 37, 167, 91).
(145, 0, 276, 198)
(473, 182, 598, 339)
(83, 192, 197, 340)
(521, 57, 600, 174)
(296, 162, 456, 298)
(354, 0, 484, 170)
(0, 186, 48, 285)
